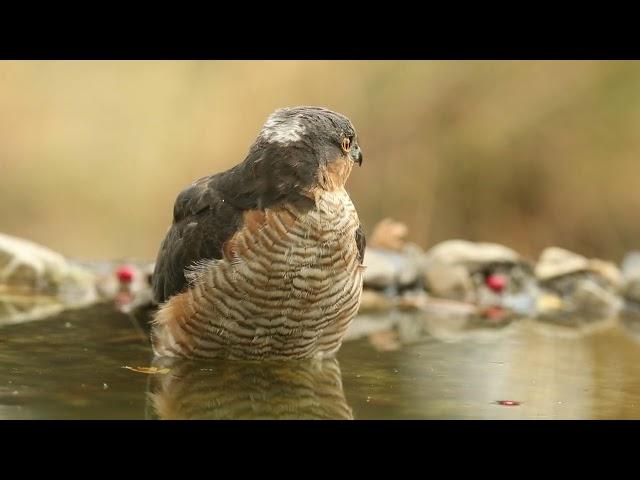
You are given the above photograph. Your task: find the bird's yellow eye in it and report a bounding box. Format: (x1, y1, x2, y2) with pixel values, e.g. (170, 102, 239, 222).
(341, 137, 351, 152)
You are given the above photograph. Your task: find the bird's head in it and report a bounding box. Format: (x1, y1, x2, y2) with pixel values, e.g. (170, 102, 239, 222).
(238, 106, 362, 205)
(259, 106, 362, 166)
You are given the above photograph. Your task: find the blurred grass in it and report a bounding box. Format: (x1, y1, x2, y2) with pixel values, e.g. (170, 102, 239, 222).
(1, 60, 639, 262)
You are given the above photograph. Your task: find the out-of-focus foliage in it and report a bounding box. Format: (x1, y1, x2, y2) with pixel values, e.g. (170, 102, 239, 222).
(1, 61, 639, 262)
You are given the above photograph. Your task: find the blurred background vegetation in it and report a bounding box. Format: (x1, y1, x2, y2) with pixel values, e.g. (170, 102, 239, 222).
(1, 60, 639, 263)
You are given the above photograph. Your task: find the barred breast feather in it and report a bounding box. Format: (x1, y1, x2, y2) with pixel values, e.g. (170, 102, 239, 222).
(151, 188, 364, 360)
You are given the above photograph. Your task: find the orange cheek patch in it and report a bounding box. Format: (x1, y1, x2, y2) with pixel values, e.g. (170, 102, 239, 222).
(318, 155, 353, 190)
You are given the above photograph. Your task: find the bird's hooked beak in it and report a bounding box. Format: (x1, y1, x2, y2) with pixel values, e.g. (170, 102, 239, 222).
(350, 144, 363, 166)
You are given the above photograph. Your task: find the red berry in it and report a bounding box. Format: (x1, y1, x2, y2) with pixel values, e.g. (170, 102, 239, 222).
(116, 265, 135, 284)
(486, 274, 507, 293)
(484, 306, 506, 321)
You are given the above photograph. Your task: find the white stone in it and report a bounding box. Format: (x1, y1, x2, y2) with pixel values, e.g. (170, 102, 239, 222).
(535, 247, 590, 281)
(425, 240, 520, 271)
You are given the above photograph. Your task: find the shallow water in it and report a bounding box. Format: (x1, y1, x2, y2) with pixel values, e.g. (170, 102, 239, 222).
(3, 301, 640, 419)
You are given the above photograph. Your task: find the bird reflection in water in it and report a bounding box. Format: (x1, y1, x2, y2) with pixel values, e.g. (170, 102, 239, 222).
(146, 357, 353, 420)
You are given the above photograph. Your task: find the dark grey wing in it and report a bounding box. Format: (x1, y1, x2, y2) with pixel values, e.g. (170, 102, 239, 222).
(151, 174, 244, 303)
(151, 142, 319, 304)
(355, 224, 366, 264)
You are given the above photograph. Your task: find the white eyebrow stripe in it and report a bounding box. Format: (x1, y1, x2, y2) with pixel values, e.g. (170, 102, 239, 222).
(260, 112, 306, 144)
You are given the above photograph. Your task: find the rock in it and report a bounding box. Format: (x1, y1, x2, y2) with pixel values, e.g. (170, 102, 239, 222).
(588, 259, 622, 289)
(422, 240, 537, 310)
(569, 278, 622, 316)
(362, 249, 397, 289)
(625, 279, 640, 304)
(369, 218, 410, 251)
(535, 247, 590, 281)
(500, 291, 538, 316)
(535, 247, 622, 317)
(425, 240, 521, 273)
(622, 252, 640, 277)
(396, 243, 425, 287)
(621, 252, 640, 303)
(0, 233, 70, 293)
(536, 292, 565, 313)
(362, 246, 422, 291)
(423, 262, 475, 302)
(536, 247, 622, 288)
(362, 218, 425, 293)
(0, 233, 97, 306)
